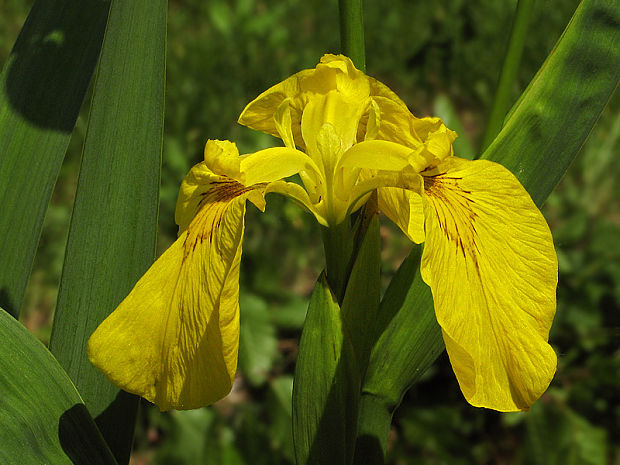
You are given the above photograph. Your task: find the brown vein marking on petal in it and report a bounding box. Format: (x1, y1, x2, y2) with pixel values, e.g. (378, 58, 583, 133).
(423, 174, 480, 265)
(182, 179, 262, 259)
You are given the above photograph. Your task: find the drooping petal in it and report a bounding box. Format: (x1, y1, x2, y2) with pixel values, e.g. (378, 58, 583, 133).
(177, 141, 323, 233)
(175, 161, 220, 234)
(419, 157, 558, 411)
(88, 177, 259, 411)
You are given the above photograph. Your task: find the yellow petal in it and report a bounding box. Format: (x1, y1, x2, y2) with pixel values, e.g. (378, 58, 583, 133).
(337, 139, 413, 171)
(274, 98, 296, 149)
(300, 91, 366, 163)
(336, 139, 426, 233)
(420, 157, 558, 411)
(239, 54, 403, 148)
(266, 180, 328, 226)
(306, 54, 369, 100)
(377, 187, 425, 244)
(237, 54, 366, 149)
(237, 68, 313, 147)
(371, 96, 421, 147)
(88, 179, 255, 411)
(203, 139, 243, 182)
(175, 161, 220, 235)
(371, 96, 457, 164)
(240, 146, 322, 187)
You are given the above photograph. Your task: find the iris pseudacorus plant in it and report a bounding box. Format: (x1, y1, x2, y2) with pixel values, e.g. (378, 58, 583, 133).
(89, 55, 558, 412)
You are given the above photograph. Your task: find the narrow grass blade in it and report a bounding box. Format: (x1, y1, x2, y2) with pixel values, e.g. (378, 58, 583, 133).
(358, 0, 620, 460)
(480, 0, 535, 152)
(48, 0, 167, 462)
(0, 0, 110, 318)
(0, 308, 117, 465)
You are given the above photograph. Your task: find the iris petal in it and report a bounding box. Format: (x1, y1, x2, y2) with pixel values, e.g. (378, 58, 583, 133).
(419, 157, 558, 411)
(240, 146, 322, 187)
(89, 176, 256, 410)
(237, 69, 313, 148)
(377, 187, 425, 244)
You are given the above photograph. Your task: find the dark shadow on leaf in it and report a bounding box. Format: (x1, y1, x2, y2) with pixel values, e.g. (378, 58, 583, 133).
(3, 0, 109, 131)
(353, 434, 384, 465)
(94, 390, 139, 465)
(0, 287, 17, 319)
(59, 403, 118, 465)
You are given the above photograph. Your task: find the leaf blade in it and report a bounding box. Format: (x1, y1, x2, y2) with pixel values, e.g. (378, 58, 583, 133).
(48, 0, 167, 461)
(0, 0, 110, 317)
(293, 273, 360, 465)
(0, 307, 117, 465)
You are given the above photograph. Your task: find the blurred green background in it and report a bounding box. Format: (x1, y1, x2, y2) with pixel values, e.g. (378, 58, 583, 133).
(2, 0, 619, 463)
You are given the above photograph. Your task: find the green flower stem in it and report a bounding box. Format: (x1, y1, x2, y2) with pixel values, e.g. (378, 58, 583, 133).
(339, 0, 366, 71)
(332, 0, 366, 297)
(480, 0, 534, 152)
(321, 220, 354, 303)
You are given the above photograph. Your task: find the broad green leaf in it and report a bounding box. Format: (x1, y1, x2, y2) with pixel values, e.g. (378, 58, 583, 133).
(341, 214, 381, 376)
(354, 246, 443, 464)
(48, 0, 166, 462)
(0, 307, 117, 465)
(358, 0, 620, 460)
(239, 293, 278, 386)
(293, 273, 360, 465)
(0, 0, 110, 317)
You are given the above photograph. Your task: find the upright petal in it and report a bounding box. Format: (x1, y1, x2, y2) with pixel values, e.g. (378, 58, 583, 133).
(420, 157, 558, 411)
(238, 54, 407, 148)
(89, 176, 259, 410)
(238, 68, 313, 147)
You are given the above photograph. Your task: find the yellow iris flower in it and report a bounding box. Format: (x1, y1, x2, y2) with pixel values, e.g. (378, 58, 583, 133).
(88, 54, 557, 412)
